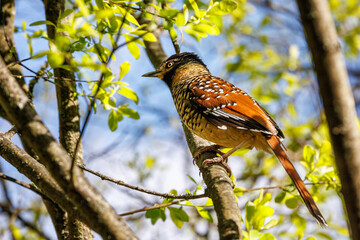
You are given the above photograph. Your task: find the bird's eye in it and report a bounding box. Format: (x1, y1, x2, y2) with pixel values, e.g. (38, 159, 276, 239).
(166, 62, 174, 68)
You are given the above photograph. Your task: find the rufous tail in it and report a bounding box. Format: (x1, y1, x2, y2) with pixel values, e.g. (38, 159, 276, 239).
(266, 135, 327, 227)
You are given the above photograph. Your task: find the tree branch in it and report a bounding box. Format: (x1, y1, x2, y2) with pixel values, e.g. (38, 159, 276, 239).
(296, 0, 360, 238)
(119, 200, 181, 217)
(0, 56, 137, 239)
(80, 164, 206, 199)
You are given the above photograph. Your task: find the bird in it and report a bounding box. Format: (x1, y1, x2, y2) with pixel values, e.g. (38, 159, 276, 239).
(142, 52, 327, 226)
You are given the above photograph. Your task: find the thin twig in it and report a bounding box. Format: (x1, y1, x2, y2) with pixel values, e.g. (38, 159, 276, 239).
(118, 181, 334, 217)
(15, 75, 96, 83)
(0, 172, 47, 199)
(70, 5, 131, 182)
(7, 57, 32, 67)
(109, 0, 172, 21)
(119, 200, 181, 216)
(79, 164, 206, 199)
(169, 29, 181, 54)
(1, 127, 17, 139)
(235, 181, 335, 194)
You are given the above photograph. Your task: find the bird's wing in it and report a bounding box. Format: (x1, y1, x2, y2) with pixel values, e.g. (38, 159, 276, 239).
(188, 75, 284, 139)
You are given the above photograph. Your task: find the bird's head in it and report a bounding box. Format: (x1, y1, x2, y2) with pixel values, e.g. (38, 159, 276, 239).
(142, 52, 209, 86)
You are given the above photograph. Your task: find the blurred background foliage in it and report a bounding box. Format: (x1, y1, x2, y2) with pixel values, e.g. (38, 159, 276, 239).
(0, 0, 359, 239)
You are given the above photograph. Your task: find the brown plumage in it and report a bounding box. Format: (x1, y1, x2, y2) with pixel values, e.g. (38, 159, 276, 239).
(142, 52, 327, 226)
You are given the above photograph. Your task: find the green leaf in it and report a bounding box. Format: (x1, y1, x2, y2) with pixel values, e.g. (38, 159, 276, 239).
(195, 206, 213, 223)
(22, 20, 26, 31)
(262, 219, 278, 230)
(169, 27, 178, 41)
(186, 174, 197, 185)
(32, 51, 50, 59)
(119, 62, 131, 80)
(175, 13, 186, 26)
(124, 35, 140, 59)
(192, 23, 220, 35)
(131, 30, 157, 42)
(95, 0, 104, 9)
(248, 229, 262, 239)
(30, 20, 56, 27)
(274, 192, 286, 203)
(118, 7, 139, 26)
(118, 87, 138, 104)
(189, 0, 200, 17)
(285, 197, 298, 209)
(245, 202, 256, 230)
(234, 187, 246, 197)
(160, 9, 179, 19)
(47, 52, 64, 68)
(259, 233, 276, 240)
(119, 106, 140, 119)
(108, 109, 118, 131)
(168, 207, 189, 229)
(252, 206, 274, 230)
(204, 198, 213, 207)
(208, 0, 238, 15)
(183, 4, 189, 24)
(145, 208, 166, 225)
(302, 145, 317, 170)
(60, 9, 74, 20)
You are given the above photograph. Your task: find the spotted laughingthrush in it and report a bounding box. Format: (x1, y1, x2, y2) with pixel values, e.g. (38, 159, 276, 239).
(142, 52, 327, 226)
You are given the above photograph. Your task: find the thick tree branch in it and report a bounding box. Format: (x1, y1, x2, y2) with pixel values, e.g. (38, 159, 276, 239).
(0, 0, 28, 120)
(296, 0, 360, 238)
(138, 6, 242, 239)
(0, 56, 137, 239)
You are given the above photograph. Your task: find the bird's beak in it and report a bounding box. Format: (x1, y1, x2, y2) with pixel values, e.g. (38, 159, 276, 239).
(142, 70, 161, 78)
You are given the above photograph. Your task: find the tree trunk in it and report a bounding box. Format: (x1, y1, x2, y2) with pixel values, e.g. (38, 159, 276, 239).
(296, 0, 360, 238)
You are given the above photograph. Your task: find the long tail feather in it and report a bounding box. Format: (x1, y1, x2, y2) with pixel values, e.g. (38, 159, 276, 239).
(266, 135, 327, 227)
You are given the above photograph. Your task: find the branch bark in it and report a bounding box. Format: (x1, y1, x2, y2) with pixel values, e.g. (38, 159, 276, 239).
(0, 56, 137, 239)
(0, 0, 28, 119)
(1, 1, 70, 237)
(43, 0, 91, 238)
(296, 0, 360, 238)
(139, 6, 242, 239)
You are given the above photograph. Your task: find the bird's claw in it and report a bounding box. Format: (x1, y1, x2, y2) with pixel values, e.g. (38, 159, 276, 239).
(203, 156, 232, 176)
(193, 145, 223, 165)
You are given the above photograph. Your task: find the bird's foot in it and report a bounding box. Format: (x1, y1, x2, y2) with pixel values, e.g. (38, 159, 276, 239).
(203, 156, 232, 176)
(193, 145, 223, 165)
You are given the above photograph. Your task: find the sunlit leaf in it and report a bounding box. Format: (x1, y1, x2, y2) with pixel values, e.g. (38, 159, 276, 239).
(29, 20, 56, 27)
(189, 0, 200, 18)
(195, 206, 213, 223)
(208, 0, 238, 15)
(118, 87, 138, 104)
(119, 62, 131, 80)
(259, 233, 276, 240)
(47, 52, 64, 68)
(119, 106, 140, 119)
(60, 9, 74, 20)
(262, 219, 278, 230)
(124, 35, 140, 59)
